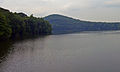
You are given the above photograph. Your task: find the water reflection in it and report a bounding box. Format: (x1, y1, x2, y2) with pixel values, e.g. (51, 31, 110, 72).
(0, 41, 13, 63)
(0, 36, 48, 72)
(0, 36, 47, 63)
(0, 33, 120, 72)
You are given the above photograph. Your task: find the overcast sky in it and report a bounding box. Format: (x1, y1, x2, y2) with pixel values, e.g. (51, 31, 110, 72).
(0, 0, 120, 22)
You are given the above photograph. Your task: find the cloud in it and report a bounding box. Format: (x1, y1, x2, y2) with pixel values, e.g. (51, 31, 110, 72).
(0, 0, 4, 3)
(104, 0, 120, 5)
(1, 0, 120, 22)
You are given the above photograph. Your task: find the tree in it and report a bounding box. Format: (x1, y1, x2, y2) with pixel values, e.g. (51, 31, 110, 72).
(0, 7, 52, 40)
(0, 13, 12, 40)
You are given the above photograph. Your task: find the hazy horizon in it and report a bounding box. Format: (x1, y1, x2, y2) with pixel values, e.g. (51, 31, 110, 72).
(0, 0, 120, 22)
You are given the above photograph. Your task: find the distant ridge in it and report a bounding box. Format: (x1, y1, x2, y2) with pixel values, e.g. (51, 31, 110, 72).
(44, 14, 120, 34)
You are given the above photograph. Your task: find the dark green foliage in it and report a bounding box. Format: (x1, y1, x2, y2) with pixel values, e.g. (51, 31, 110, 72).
(44, 14, 120, 34)
(24, 15, 52, 37)
(17, 12, 27, 17)
(0, 13, 12, 40)
(0, 7, 52, 41)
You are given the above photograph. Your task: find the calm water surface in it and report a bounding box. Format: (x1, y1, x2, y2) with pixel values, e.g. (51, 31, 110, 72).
(0, 31, 120, 72)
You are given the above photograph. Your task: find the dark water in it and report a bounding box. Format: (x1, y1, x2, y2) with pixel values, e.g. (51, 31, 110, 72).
(0, 31, 120, 72)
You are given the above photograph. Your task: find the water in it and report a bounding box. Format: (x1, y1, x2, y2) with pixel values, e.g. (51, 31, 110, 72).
(0, 31, 120, 72)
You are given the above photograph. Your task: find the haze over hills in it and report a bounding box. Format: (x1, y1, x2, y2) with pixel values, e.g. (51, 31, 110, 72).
(44, 14, 120, 34)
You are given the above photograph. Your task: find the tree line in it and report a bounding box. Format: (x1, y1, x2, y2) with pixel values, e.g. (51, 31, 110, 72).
(0, 7, 52, 41)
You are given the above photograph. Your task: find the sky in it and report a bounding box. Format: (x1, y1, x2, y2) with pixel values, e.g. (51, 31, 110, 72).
(0, 0, 120, 22)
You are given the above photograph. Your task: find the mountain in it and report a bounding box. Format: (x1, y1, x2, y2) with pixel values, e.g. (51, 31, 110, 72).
(44, 14, 120, 34)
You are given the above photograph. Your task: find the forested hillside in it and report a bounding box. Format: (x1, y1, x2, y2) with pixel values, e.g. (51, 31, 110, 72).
(0, 7, 52, 41)
(44, 14, 120, 34)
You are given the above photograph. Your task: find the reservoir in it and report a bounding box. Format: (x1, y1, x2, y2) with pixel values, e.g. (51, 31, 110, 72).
(0, 31, 120, 72)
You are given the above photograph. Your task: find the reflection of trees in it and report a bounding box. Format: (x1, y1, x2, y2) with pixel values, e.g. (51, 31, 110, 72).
(0, 36, 49, 72)
(0, 35, 48, 64)
(15, 36, 47, 53)
(0, 41, 13, 63)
